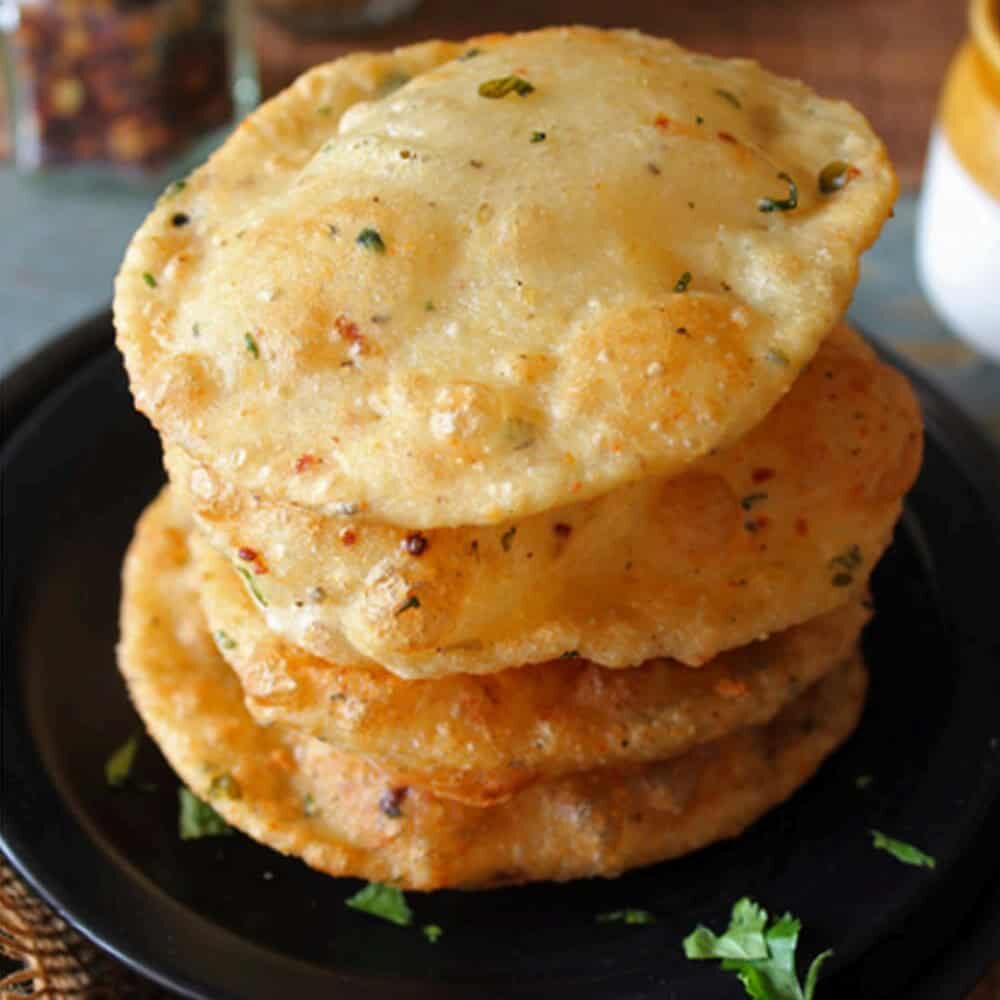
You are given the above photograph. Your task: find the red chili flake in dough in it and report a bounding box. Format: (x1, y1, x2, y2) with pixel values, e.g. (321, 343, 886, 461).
(334, 314, 365, 346)
(715, 678, 749, 698)
(717, 131, 739, 144)
(654, 114, 672, 132)
(553, 523, 572, 538)
(795, 517, 810, 537)
(403, 532, 429, 556)
(340, 528, 358, 546)
(379, 787, 408, 818)
(752, 467, 776, 483)
(237, 547, 268, 574)
(294, 453, 321, 473)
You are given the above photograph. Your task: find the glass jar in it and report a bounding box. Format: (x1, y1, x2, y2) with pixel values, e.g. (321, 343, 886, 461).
(916, 0, 1000, 362)
(0, 0, 258, 176)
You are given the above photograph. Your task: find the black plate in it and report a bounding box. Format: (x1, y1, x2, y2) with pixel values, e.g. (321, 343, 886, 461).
(3, 312, 1000, 1000)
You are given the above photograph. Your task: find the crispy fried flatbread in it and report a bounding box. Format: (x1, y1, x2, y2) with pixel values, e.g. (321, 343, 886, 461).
(116, 28, 896, 529)
(194, 526, 868, 805)
(169, 324, 920, 676)
(118, 490, 867, 889)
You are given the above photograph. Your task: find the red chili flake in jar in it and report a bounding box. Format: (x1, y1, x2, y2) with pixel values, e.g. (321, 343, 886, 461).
(752, 467, 776, 483)
(294, 453, 321, 473)
(403, 532, 429, 556)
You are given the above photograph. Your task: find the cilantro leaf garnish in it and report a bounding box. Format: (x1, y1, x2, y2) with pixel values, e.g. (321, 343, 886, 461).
(478, 76, 535, 99)
(597, 908, 656, 925)
(346, 883, 413, 926)
(356, 227, 386, 253)
(244, 332, 260, 359)
(376, 72, 410, 99)
(423, 923, 443, 942)
(105, 734, 140, 787)
(870, 830, 936, 869)
(758, 172, 799, 213)
(178, 786, 233, 840)
(237, 566, 268, 606)
(684, 898, 832, 999)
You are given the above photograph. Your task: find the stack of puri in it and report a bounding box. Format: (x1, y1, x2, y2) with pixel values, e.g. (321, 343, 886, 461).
(112, 28, 922, 890)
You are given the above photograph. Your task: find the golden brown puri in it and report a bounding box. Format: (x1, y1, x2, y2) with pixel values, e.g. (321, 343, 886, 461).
(119, 490, 868, 890)
(116, 27, 897, 529)
(195, 529, 869, 805)
(168, 324, 922, 677)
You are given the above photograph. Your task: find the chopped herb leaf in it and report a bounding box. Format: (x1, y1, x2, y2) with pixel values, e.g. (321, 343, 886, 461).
(560, 650, 580, 659)
(530, 130, 547, 143)
(500, 526, 517, 551)
(766, 348, 790, 367)
(870, 830, 936, 869)
(142, 272, 157, 288)
(377, 72, 411, 99)
(165, 179, 187, 198)
(478, 75, 535, 99)
(237, 566, 268, 606)
(674, 271, 692, 293)
(105, 734, 139, 787)
(303, 793, 319, 817)
(819, 161, 858, 194)
(696, 115, 705, 124)
(855, 774, 873, 790)
(171, 212, 190, 228)
(684, 898, 832, 1000)
(740, 492, 769, 511)
(346, 883, 413, 926)
(423, 924, 444, 943)
(244, 332, 260, 359)
(758, 172, 799, 213)
(395, 594, 421, 615)
(356, 227, 386, 253)
(424, 300, 435, 311)
(215, 630, 237, 651)
(597, 909, 656, 925)
(208, 772, 243, 800)
(317, 104, 332, 116)
(460, 48, 482, 60)
(178, 786, 233, 840)
(715, 88, 742, 109)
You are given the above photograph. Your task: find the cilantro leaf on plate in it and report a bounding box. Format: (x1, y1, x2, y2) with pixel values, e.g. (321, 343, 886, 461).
(596, 908, 657, 925)
(870, 830, 937, 869)
(105, 734, 139, 787)
(684, 898, 832, 999)
(345, 882, 413, 926)
(178, 786, 233, 840)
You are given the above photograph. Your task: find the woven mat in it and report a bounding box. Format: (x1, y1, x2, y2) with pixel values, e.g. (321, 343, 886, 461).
(0, 862, 162, 999)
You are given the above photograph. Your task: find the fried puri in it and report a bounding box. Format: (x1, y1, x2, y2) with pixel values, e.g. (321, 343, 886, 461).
(115, 29, 897, 530)
(168, 324, 921, 678)
(193, 526, 869, 805)
(119, 490, 868, 889)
